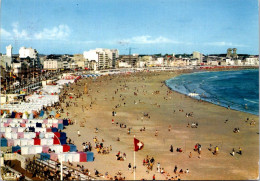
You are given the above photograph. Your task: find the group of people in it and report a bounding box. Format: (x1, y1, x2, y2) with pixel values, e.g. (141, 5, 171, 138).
(185, 112, 194, 117)
(143, 155, 155, 171)
(231, 147, 242, 156)
(187, 122, 199, 128)
(233, 128, 240, 133)
(82, 142, 92, 152)
(77, 165, 90, 176)
(116, 151, 127, 161)
(95, 142, 111, 155)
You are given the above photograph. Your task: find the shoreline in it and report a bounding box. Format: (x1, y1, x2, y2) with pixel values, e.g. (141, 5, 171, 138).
(60, 69, 259, 180)
(164, 69, 259, 116)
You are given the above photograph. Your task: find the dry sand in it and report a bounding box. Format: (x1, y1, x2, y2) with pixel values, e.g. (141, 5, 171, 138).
(60, 70, 259, 180)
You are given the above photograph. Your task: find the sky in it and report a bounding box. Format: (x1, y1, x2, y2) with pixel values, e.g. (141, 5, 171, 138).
(0, 0, 259, 55)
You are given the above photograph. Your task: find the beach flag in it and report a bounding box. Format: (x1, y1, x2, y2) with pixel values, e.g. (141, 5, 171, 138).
(134, 138, 144, 151)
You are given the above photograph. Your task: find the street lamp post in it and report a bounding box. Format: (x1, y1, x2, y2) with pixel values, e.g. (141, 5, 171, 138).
(53, 134, 63, 181)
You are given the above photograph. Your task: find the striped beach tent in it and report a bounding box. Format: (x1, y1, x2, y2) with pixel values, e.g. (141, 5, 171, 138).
(11, 112, 16, 118)
(22, 113, 28, 119)
(29, 113, 34, 119)
(15, 113, 21, 119)
(2, 112, 7, 118)
(50, 111, 55, 116)
(39, 110, 44, 117)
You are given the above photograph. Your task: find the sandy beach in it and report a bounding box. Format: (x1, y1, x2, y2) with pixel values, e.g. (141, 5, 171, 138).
(60, 70, 259, 180)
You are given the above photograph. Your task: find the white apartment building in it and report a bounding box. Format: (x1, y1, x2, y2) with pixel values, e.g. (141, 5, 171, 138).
(225, 59, 235, 65)
(208, 60, 218, 66)
(63, 61, 69, 69)
(76, 60, 88, 69)
(83, 50, 99, 62)
(104, 49, 119, 68)
(44, 60, 63, 70)
(19, 47, 38, 59)
(12, 62, 22, 74)
(6, 45, 12, 57)
(118, 61, 132, 68)
(12, 61, 28, 75)
(234, 59, 242, 66)
(137, 61, 146, 68)
(244, 57, 259, 65)
(192, 51, 203, 64)
(190, 59, 198, 66)
(157, 57, 164, 66)
(83, 48, 119, 69)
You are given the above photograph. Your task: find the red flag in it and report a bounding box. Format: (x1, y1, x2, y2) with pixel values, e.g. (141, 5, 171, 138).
(134, 138, 144, 151)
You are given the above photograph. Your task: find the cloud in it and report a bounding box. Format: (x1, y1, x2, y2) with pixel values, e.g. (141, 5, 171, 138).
(1, 23, 71, 40)
(204, 41, 247, 47)
(34, 24, 70, 40)
(119, 35, 179, 44)
(70, 40, 95, 44)
(1, 28, 12, 38)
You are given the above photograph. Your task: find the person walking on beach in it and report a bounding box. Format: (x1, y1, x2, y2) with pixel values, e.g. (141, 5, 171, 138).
(157, 162, 160, 172)
(189, 152, 192, 158)
(170, 145, 173, 152)
(78, 130, 81, 137)
(153, 174, 155, 180)
(232, 148, 235, 156)
(155, 130, 158, 136)
(239, 147, 242, 155)
(174, 165, 178, 174)
(214, 146, 219, 155)
(168, 125, 172, 131)
(128, 163, 131, 171)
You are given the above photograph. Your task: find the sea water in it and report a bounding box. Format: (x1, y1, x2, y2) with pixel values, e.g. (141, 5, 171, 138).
(165, 69, 259, 115)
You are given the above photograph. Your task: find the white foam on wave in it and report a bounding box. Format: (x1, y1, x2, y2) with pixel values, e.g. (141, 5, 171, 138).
(244, 98, 258, 104)
(207, 75, 218, 79)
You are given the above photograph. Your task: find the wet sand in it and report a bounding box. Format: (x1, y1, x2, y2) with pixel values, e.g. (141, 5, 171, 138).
(60, 70, 259, 180)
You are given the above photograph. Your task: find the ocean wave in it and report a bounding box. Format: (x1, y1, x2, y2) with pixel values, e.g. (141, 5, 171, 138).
(207, 75, 218, 79)
(244, 98, 259, 104)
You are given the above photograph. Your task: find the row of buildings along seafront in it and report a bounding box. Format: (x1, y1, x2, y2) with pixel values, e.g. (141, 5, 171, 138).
(1, 45, 259, 93)
(1, 45, 258, 73)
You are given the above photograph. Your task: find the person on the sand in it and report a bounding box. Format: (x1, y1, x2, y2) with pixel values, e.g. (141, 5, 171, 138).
(128, 163, 131, 171)
(170, 145, 173, 152)
(155, 130, 158, 136)
(232, 148, 235, 156)
(239, 147, 242, 155)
